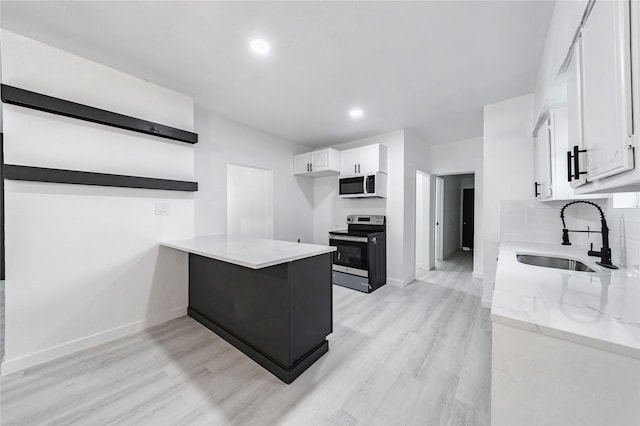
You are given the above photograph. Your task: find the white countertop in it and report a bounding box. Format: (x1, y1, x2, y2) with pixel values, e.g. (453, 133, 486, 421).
(161, 235, 336, 269)
(492, 241, 640, 359)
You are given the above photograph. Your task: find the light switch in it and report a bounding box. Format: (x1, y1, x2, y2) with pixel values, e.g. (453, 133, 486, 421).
(155, 203, 170, 215)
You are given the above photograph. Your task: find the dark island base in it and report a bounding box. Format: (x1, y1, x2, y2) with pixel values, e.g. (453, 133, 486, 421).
(189, 308, 329, 384)
(187, 252, 333, 384)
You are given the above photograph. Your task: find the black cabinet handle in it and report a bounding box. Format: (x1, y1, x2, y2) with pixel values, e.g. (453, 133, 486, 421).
(567, 150, 573, 182)
(573, 145, 587, 180)
(534, 182, 540, 197)
(354, 164, 357, 173)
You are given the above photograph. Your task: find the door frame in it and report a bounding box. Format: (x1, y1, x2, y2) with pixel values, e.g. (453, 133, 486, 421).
(435, 176, 444, 261)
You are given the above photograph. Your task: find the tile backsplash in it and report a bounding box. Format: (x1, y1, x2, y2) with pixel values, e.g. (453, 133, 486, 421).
(500, 198, 640, 273)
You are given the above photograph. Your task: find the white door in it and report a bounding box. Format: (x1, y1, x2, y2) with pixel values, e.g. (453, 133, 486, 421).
(227, 164, 274, 239)
(340, 148, 360, 175)
(293, 153, 311, 175)
(580, 0, 634, 181)
(357, 145, 380, 174)
(311, 149, 329, 172)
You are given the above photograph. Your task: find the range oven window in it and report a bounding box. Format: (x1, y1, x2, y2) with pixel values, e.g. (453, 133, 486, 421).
(339, 176, 364, 195)
(330, 238, 368, 270)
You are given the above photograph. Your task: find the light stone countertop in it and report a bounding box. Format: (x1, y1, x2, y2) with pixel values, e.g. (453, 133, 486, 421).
(161, 235, 336, 269)
(492, 241, 640, 359)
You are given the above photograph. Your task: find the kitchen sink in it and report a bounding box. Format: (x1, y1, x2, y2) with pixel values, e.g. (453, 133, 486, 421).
(516, 254, 596, 272)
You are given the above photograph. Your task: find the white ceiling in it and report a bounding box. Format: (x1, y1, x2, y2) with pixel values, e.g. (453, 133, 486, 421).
(0, 1, 554, 148)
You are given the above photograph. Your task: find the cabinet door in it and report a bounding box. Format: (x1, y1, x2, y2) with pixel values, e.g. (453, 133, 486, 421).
(580, 0, 634, 181)
(311, 150, 330, 172)
(567, 40, 589, 189)
(534, 118, 553, 200)
(293, 153, 311, 175)
(340, 148, 360, 175)
(357, 145, 380, 174)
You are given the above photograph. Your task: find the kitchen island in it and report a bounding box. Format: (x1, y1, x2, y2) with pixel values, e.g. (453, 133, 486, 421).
(161, 235, 336, 384)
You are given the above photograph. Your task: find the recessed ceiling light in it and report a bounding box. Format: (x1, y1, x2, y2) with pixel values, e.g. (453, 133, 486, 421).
(250, 39, 270, 55)
(349, 108, 364, 119)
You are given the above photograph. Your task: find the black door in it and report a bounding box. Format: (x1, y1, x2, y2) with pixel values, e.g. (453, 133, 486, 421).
(462, 188, 474, 249)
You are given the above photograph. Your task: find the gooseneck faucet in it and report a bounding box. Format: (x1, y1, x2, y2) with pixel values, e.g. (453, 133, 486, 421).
(560, 200, 617, 269)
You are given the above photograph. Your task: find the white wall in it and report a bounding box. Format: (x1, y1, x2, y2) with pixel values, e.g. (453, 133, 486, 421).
(1, 31, 194, 373)
(194, 107, 314, 243)
(482, 94, 535, 307)
(442, 175, 462, 259)
(312, 130, 412, 286)
(403, 130, 432, 284)
(429, 137, 484, 276)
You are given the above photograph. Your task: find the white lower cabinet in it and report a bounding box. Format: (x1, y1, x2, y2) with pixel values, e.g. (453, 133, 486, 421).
(293, 148, 340, 177)
(492, 323, 640, 426)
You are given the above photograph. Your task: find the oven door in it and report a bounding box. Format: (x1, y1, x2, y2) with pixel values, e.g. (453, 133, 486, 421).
(329, 235, 369, 277)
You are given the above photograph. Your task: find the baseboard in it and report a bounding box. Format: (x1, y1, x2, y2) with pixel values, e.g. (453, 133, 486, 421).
(472, 272, 484, 279)
(388, 275, 415, 287)
(1, 306, 187, 375)
(481, 298, 492, 309)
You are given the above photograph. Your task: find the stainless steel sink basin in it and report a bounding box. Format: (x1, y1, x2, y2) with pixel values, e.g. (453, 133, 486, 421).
(516, 254, 596, 272)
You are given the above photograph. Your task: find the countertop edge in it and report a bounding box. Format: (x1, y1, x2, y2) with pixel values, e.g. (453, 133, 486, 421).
(160, 240, 336, 269)
(490, 311, 640, 360)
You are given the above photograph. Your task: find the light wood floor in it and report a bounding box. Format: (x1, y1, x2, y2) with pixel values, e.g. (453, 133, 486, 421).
(1, 251, 491, 425)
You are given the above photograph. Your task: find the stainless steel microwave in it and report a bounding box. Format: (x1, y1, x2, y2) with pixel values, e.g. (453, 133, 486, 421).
(338, 172, 387, 198)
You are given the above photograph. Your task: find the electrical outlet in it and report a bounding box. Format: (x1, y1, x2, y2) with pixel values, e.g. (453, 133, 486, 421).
(155, 203, 170, 215)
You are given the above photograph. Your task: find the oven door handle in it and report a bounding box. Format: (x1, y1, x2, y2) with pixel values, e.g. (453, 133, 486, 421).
(329, 235, 368, 243)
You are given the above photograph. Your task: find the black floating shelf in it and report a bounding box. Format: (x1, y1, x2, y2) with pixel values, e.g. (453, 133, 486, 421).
(1, 84, 198, 144)
(3, 164, 198, 192)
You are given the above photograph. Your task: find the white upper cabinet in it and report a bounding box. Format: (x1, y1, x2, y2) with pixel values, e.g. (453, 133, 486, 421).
(294, 153, 312, 175)
(339, 144, 388, 175)
(566, 40, 589, 189)
(293, 148, 341, 177)
(544, 107, 607, 200)
(579, 0, 634, 181)
(544, 0, 640, 194)
(534, 116, 553, 200)
(532, 104, 608, 201)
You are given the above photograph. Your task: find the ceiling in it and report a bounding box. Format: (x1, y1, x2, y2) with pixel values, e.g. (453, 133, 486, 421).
(0, 1, 554, 148)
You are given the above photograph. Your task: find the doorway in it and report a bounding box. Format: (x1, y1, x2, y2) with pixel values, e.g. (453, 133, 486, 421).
(434, 173, 475, 261)
(226, 164, 274, 238)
